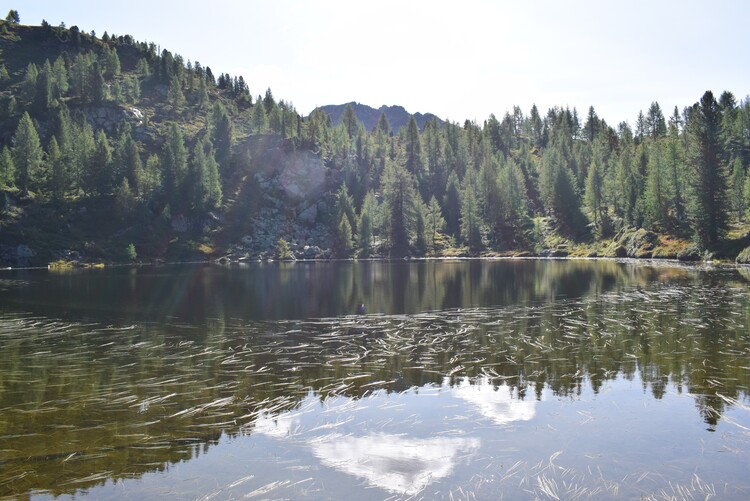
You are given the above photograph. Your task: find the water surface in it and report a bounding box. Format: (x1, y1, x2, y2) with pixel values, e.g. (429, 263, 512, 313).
(1, 260, 749, 499)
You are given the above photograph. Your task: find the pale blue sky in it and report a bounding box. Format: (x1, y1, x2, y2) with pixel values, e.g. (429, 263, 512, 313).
(12, 0, 750, 126)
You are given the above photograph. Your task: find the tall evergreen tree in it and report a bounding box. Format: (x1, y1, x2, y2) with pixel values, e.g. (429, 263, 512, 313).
(333, 214, 353, 257)
(496, 160, 531, 248)
(358, 191, 377, 257)
(730, 157, 745, 221)
(643, 141, 670, 230)
(210, 102, 234, 174)
(645, 102, 667, 138)
(460, 167, 483, 251)
(11, 112, 44, 194)
(188, 136, 222, 213)
(335, 184, 356, 234)
(443, 170, 461, 239)
(47, 137, 66, 203)
(382, 156, 419, 256)
(0, 146, 15, 188)
(162, 123, 189, 209)
(87, 129, 113, 196)
(686, 91, 729, 247)
(424, 195, 445, 253)
(539, 147, 586, 237)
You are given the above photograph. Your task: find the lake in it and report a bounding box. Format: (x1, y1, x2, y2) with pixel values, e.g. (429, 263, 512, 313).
(1, 259, 749, 500)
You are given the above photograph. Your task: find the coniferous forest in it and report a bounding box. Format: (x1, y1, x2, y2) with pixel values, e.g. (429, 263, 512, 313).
(2, 12, 750, 266)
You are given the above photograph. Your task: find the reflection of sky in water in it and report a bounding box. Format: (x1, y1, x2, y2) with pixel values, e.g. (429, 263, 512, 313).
(452, 377, 537, 425)
(311, 433, 480, 495)
(52, 374, 750, 500)
(252, 379, 533, 495)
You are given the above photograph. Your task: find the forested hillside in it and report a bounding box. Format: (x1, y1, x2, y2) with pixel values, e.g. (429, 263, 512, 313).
(1, 11, 750, 267)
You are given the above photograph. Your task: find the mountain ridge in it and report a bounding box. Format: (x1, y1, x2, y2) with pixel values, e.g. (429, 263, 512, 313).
(313, 102, 443, 132)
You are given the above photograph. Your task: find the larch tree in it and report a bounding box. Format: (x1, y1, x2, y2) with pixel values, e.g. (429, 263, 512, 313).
(0, 146, 15, 188)
(11, 112, 44, 194)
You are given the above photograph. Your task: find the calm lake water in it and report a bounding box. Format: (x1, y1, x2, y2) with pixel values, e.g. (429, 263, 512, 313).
(1, 259, 749, 500)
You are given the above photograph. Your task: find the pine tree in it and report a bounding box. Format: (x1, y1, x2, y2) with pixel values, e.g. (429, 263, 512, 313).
(496, 160, 531, 248)
(21, 63, 39, 104)
(115, 178, 134, 219)
(87, 129, 113, 196)
(404, 116, 423, 175)
(141, 154, 162, 203)
(6, 9, 20, 23)
(11, 112, 44, 194)
(686, 91, 729, 247)
(333, 214, 353, 258)
(47, 137, 66, 203)
(382, 156, 419, 256)
(251, 102, 268, 133)
(358, 191, 377, 257)
(539, 147, 586, 237)
(443, 170, 461, 239)
(424, 195, 445, 253)
(643, 141, 669, 230)
(335, 184, 356, 234)
(376, 112, 392, 136)
(460, 167, 483, 251)
(341, 104, 359, 138)
(162, 123, 188, 209)
(188, 136, 222, 213)
(34, 60, 54, 114)
(210, 102, 234, 174)
(730, 157, 745, 221)
(263, 88, 276, 114)
(0, 147, 15, 188)
(645, 102, 667, 138)
(52, 56, 69, 99)
(665, 121, 686, 224)
(168, 75, 185, 110)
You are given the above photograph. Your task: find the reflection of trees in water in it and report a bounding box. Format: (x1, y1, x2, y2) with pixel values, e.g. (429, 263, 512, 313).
(1, 262, 749, 496)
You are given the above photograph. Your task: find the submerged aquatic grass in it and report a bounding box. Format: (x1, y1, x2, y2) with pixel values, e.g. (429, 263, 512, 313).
(0, 261, 749, 499)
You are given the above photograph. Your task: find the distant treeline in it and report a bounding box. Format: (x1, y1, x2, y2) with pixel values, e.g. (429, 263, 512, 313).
(1, 12, 749, 259)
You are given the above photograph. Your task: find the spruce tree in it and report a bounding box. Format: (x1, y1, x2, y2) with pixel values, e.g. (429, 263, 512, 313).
(539, 147, 586, 237)
(730, 157, 745, 221)
(443, 170, 461, 239)
(686, 91, 729, 247)
(382, 156, 419, 256)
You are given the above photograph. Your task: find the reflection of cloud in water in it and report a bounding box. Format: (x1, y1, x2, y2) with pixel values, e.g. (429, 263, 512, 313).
(311, 433, 480, 495)
(253, 411, 302, 437)
(453, 378, 537, 425)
